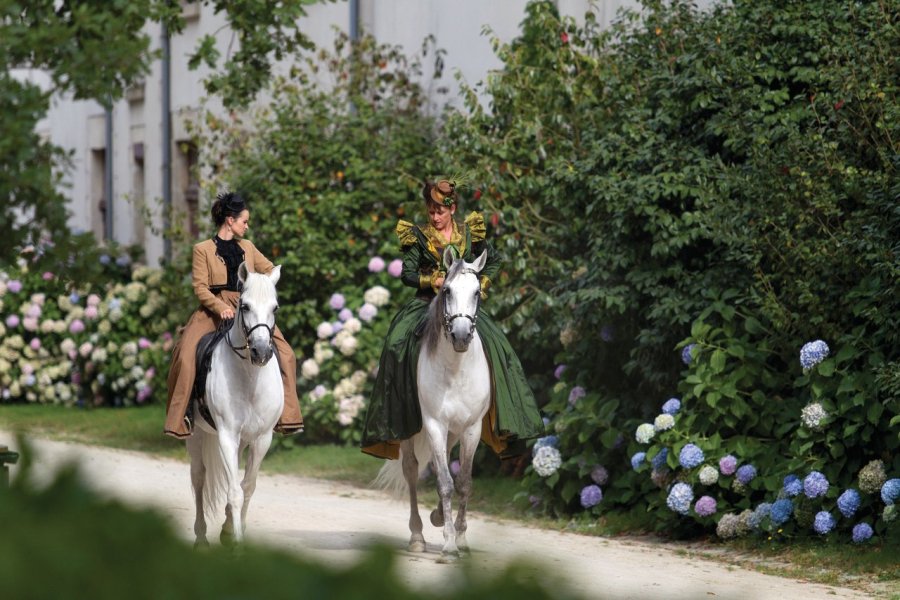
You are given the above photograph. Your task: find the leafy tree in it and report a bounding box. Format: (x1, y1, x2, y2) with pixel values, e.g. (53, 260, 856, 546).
(0, 0, 323, 269)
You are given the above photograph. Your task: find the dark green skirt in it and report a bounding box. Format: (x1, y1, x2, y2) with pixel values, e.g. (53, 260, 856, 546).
(361, 297, 543, 459)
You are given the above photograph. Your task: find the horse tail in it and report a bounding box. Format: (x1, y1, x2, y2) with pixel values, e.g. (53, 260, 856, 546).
(199, 429, 228, 517)
(372, 432, 433, 499)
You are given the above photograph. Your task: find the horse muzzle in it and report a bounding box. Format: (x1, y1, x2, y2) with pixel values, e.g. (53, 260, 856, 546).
(249, 341, 275, 366)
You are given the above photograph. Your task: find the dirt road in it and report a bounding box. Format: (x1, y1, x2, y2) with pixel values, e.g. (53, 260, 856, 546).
(6, 436, 883, 600)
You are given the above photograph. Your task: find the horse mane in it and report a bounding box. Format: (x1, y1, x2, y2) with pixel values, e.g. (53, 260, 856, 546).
(422, 259, 466, 355)
(240, 270, 277, 305)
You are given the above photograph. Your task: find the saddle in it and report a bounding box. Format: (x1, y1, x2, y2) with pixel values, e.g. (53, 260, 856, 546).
(189, 320, 233, 431)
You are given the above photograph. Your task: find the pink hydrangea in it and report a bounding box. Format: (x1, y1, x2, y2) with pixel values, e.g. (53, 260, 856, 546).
(138, 337, 152, 349)
(5, 315, 19, 328)
(87, 294, 101, 307)
(368, 256, 386, 273)
(387, 259, 403, 278)
(42, 271, 54, 281)
(329, 293, 346, 310)
(29, 338, 41, 350)
(7, 280, 22, 293)
(84, 306, 99, 320)
(69, 319, 85, 334)
(719, 455, 738, 476)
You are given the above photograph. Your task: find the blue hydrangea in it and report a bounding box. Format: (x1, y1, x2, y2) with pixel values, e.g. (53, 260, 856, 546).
(852, 522, 873, 543)
(630, 452, 646, 471)
(666, 482, 694, 515)
(532, 435, 559, 455)
(749, 503, 772, 529)
(804, 471, 829, 499)
(800, 339, 830, 370)
(813, 511, 835, 535)
(736, 464, 757, 484)
(580, 484, 603, 509)
(881, 479, 900, 505)
(662, 397, 681, 415)
(678, 444, 705, 469)
(770, 499, 794, 525)
(651, 448, 669, 470)
(681, 344, 696, 365)
(783, 474, 802, 497)
(837, 489, 861, 518)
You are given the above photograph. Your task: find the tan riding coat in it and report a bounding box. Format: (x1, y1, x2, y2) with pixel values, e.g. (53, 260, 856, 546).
(192, 238, 274, 315)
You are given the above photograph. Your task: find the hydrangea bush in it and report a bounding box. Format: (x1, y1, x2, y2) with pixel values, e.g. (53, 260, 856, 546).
(292, 262, 405, 445)
(1, 250, 183, 407)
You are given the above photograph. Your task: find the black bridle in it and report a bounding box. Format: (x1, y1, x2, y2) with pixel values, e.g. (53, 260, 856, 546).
(225, 298, 275, 360)
(442, 267, 481, 335)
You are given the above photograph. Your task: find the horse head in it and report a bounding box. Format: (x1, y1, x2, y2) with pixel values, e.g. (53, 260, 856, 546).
(440, 248, 486, 353)
(236, 262, 281, 366)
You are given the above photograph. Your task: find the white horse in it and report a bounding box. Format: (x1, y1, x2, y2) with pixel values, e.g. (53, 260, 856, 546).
(376, 248, 491, 562)
(186, 262, 284, 546)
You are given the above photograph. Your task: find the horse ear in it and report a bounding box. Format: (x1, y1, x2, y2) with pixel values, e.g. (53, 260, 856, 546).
(472, 249, 487, 273)
(268, 265, 281, 286)
(238, 261, 249, 285)
(443, 246, 455, 270)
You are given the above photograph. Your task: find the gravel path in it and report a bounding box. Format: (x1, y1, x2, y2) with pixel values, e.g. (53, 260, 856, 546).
(6, 436, 882, 600)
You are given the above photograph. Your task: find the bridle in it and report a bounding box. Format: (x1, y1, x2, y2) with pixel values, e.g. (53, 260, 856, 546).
(225, 297, 275, 361)
(442, 267, 481, 335)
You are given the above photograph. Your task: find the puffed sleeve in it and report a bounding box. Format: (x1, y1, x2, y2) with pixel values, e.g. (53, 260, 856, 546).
(192, 244, 230, 315)
(466, 212, 500, 294)
(244, 240, 274, 274)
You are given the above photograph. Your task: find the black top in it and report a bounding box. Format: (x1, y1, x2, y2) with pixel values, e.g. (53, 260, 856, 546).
(213, 236, 245, 292)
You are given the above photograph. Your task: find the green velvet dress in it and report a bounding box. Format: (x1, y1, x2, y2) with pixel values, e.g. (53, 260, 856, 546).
(361, 212, 544, 459)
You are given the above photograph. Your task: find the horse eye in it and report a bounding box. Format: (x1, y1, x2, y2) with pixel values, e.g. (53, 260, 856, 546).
(273, 306, 279, 313)
(241, 305, 250, 312)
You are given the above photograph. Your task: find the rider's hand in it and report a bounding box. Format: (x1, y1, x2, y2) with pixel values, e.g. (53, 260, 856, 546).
(220, 308, 235, 320)
(433, 276, 445, 289)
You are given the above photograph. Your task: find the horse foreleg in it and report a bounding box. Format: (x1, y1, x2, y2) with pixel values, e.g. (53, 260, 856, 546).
(424, 422, 458, 562)
(239, 433, 273, 537)
(453, 424, 481, 554)
(186, 434, 208, 547)
(217, 432, 244, 545)
(400, 438, 425, 552)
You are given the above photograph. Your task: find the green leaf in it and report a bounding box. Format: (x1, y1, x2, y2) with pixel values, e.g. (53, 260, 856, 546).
(710, 350, 727, 373)
(816, 359, 835, 377)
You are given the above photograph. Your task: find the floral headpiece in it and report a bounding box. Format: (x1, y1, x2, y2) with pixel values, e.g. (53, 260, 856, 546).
(429, 180, 457, 207)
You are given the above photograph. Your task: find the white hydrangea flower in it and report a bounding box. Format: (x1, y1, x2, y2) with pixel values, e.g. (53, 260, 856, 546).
(654, 413, 675, 431)
(351, 370, 368, 387)
(363, 285, 391, 307)
(532, 446, 563, 477)
(635, 423, 656, 444)
(300, 358, 319, 380)
(316, 321, 334, 339)
(343, 317, 362, 334)
(801, 402, 828, 431)
(699, 465, 719, 485)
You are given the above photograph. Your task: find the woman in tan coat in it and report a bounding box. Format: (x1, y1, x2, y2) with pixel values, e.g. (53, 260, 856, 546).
(164, 192, 303, 438)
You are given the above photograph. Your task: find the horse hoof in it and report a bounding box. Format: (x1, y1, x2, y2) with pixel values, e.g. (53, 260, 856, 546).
(429, 508, 444, 527)
(437, 550, 460, 564)
(408, 539, 426, 553)
(220, 530, 235, 547)
(193, 538, 210, 550)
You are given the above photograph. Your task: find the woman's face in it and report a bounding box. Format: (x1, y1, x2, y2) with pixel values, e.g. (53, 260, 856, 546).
(427, 201, 455, 230)
(227, 209, 250, 238)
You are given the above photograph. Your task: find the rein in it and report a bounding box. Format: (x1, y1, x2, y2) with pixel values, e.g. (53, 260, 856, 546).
(224, 298, 275, 360)
(442, 267, 481, 335)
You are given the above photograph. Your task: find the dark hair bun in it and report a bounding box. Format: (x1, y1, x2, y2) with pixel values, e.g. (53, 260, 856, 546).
(211, 192, 248, 226)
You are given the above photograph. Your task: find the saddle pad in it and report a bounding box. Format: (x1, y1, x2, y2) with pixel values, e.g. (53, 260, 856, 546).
(191, 322, 232, 430)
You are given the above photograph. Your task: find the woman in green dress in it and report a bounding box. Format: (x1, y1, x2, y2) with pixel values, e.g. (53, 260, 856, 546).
(361, 179, 543, 460)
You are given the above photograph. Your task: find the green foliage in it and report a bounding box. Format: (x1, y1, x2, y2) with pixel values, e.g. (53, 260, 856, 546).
(0, 438, 574, 600)
(468, 0, 900, 539)
(199, 32, 448, 443)
(1, 0, 325, 277)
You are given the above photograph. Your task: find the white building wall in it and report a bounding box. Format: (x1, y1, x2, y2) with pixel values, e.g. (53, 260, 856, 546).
(41, 0, 653, 267)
